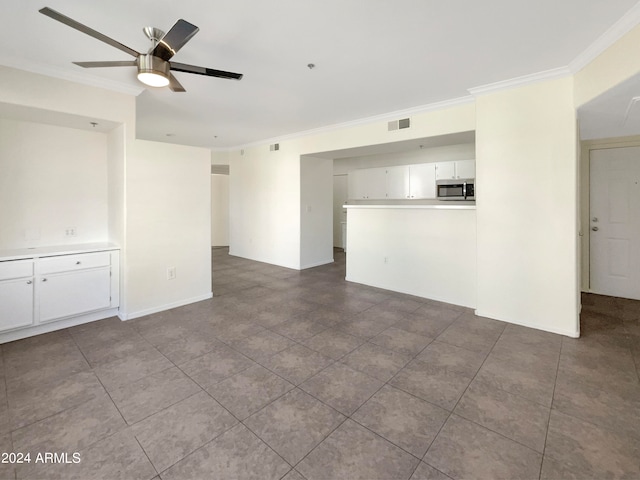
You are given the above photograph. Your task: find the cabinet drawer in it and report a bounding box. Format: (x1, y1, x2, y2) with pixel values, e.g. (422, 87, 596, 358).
(0, 259, 34, 281)
(39, 252, 111, 274)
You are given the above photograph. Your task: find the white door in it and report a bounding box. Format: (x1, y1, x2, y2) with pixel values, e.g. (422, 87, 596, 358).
(590, 147, 640, 300)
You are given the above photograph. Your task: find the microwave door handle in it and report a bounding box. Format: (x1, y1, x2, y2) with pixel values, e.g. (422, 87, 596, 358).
(462, 182, 466, 200)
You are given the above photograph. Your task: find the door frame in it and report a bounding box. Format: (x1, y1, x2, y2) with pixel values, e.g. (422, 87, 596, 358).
(580, 135, 640, 294)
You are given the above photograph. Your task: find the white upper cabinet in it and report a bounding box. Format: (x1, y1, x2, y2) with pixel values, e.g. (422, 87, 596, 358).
(435, 162, 456, 181)
(435, 160, 475, 180)
(348, 167, 387, 199)
(348, 160, 473, 200)
(408, 163, 436, 199)
(455, 159, 476, 179)
(385, 166, 410, 199)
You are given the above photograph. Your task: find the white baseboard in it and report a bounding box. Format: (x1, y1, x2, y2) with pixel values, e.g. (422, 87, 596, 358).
(0, 308, 120, 344)
(474, 309, 580, 338)
(300, 258, 334, 270)
(345, 276, 476, 309)
(120, 292, 213, 321)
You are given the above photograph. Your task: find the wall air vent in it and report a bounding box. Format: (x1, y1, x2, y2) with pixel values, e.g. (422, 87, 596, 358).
(388, 118, 411, 131)
(211, 165, 230, 175)
(270, 143, 280, 151)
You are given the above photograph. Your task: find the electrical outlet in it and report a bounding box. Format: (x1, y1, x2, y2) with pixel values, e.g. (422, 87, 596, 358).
(167, 267, 176, 280)
(65, 227, 77, 237)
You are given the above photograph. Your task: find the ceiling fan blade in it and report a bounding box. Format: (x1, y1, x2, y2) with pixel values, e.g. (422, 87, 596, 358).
(73, 61, 137, 68)
(39, 7, 139, 58)
(170, 62, 243, 80)
(151, 19, 199, 61)
(168, 73, 186, 92)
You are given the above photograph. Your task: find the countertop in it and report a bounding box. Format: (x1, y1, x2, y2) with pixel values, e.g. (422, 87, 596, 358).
(343, 204, 476, 210)
(0, 242, 120, 262)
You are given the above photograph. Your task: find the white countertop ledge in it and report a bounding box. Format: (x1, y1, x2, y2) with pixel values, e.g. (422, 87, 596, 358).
(0, 242, 120, 262)
(343, 204, 476, 210)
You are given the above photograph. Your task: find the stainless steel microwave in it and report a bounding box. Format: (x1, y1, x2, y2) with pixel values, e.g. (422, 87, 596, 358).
(436, 179, 475, 201)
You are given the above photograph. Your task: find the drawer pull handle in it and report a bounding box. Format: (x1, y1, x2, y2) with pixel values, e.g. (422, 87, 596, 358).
(26, 280, 32, 285)
(42, 278, 47, 282)
(76, 261, 81, 265)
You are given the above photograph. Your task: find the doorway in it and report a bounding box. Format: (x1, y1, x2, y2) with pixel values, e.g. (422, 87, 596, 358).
(589, 146, 640, 300)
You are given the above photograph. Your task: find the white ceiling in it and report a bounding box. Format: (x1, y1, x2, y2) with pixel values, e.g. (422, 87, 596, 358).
(1, 0, 639, 149)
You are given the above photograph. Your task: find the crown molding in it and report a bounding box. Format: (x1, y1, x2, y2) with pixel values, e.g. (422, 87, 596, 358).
(467, 66, 572, 97)
(233, 95, 475, 151)
(0, 55, 144, 97)
(569, 1, 640, 73)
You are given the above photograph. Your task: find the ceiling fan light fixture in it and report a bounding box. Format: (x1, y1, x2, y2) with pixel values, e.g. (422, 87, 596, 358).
(137, 54, 170, 87)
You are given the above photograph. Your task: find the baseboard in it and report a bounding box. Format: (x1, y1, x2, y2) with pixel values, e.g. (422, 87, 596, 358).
(300, 258, 334, 270)
(345, 276, 476, 309)
(120, 292, 213, 321)
(474, 309, 580, 338)
(0, 308, 120, 344)
(227, 250, 299, 270)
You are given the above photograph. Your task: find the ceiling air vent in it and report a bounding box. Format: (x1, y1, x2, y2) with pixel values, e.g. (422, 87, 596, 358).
(270, 143, 280, 151)
(388, 118, 411, 131)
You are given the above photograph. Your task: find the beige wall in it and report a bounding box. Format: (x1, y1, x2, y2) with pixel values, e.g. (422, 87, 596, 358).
(0, 119, 108, 249)
(475, 77, 579, 337)
(574, 23, 640, 108)
(125, 140, 212, 318)
(211, 174, 229, 247)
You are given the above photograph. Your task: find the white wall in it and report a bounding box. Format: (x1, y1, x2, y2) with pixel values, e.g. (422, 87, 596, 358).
(346, 207, 477, 308)
(300, 156, 334, 268)
(229, 147, 302, 269)
(333, 175, 348, 247)
(124, 139, 212, 318)
(0, 118, 108, 249)
(475, 77, 579, 337)
(211, 174, 229, 246)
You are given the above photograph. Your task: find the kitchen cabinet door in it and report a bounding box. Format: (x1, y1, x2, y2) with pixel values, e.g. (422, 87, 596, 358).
(409, 163, 436, 199)
(455, 160, 475, 179)
(348, 168, 387, 199)
(0, 278, 34, 331)
(366, 167, 387, 199)
(39, 268, 111, 323)
(348, 169, 367, 199)
(385, 166, 410, 199)
(435, 162, 456, 180)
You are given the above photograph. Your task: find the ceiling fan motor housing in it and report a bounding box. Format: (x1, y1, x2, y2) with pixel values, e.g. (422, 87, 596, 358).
(138, 54, 170, 78)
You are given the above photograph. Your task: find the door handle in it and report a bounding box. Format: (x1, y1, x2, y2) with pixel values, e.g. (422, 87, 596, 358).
(592, 226, 599, 231)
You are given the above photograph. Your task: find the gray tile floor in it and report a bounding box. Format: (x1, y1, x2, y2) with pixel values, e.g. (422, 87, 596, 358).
(0, 247, 639, 479)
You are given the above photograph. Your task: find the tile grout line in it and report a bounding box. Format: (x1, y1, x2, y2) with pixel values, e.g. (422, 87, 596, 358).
(538, 335, 565, 480)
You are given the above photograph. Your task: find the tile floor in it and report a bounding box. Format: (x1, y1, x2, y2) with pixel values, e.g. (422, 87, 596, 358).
(0, 247, 639, 479)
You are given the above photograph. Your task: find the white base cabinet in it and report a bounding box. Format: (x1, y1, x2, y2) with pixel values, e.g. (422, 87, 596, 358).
(0, 245, 119, 342)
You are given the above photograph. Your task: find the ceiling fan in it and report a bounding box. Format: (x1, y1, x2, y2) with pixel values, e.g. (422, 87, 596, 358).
(39, 7, 243, 92)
